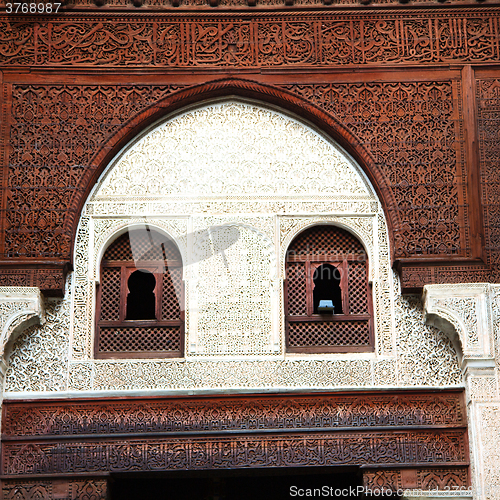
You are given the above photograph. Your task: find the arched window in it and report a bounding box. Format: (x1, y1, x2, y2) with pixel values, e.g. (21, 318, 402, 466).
(285, 225, 373, 353)
(95, 227, 184, 358)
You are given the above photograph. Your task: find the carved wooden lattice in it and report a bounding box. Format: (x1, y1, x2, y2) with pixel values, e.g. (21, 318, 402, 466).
(96, 229, 183, 358)
(98, 326, 181, 352)
(288, 321, 370, 347)
(285, 225, 372, 352)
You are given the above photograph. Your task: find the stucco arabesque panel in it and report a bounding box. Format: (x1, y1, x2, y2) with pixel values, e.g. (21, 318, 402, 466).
(424, 284, 496, 361)
(395, 294, 462, 387)
(94, 101, 374, 201)
(4, 278, 71, 393)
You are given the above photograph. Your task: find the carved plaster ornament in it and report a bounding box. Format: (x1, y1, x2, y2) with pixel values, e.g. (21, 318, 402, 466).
(0, 287, 44, 361)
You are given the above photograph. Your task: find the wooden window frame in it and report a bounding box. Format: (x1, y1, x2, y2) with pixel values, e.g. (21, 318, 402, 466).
(95, 255, 184, 359)
(285, 250, 374, 354)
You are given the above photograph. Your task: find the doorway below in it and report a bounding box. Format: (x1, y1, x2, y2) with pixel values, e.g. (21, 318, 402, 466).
(109, 466, 367, 500)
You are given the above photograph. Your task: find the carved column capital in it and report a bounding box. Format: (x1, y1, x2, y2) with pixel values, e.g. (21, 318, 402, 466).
(0, 287, 45, 358)
(423, 284, 495, 371)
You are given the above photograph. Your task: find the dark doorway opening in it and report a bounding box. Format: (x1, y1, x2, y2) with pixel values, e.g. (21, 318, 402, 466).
(109, 466, 368, 500)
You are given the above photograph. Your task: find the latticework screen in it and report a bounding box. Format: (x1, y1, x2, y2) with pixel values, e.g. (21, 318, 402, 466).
(285, 225, 372, 352)
(287, 262, 307, 316)
(96, 229, 183, 358)
(288, 225, 364, 256)
(288, 321, 370, 347)
(100, 267, 121, 321)
(98, 326, 182, 352)
(103, 230, 181, 262)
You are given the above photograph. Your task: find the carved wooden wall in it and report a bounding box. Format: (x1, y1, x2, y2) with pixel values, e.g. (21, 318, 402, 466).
(0, 6, 499, 294)
(1, 391, 469, 494)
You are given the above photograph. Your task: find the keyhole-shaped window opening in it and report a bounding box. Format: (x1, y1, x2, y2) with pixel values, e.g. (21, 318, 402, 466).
(313, 264, 343, 314)
(126, 270, 156, 320)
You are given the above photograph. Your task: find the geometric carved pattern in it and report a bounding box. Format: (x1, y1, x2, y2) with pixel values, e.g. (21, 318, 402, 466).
(286, 263, 307, 316)
(102, 231, 181, 262)
(99, 268, 120, 321)
(2, 391, 467, 438)
(363, 467, 469, 491)
(284, 81, 464, 260)
(288, 321, 370, 347)
(98, 326, 181, 352)
(162, 269, 181, 321)
(477, 78, 500, 272)
(5, 84, 184, 261)
(418, 468, 470, 490)
(289, 225, 364, 256)
(349, 262, 368, 314)
(2, 479, 107, 500)
(2, 74, 472, 286)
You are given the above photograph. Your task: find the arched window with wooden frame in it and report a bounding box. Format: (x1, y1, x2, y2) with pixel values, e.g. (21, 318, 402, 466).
(285, 225, 373, 353)
(95, 227, 184, 359)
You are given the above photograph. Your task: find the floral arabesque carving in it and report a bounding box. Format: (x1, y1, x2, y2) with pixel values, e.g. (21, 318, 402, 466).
(95, 101, 373, 199)
(4, 280, 71, 393)
(0, 287, 44, 359)
(395, 294, 462, 387)
(477, 78, 500, 274)
(4, 77, 464, 284)
(2, 392, 466, 438)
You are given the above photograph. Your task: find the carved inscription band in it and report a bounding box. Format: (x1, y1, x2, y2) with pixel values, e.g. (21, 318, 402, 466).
(1, 10, 500, 68)
(2, 431, 468, 476)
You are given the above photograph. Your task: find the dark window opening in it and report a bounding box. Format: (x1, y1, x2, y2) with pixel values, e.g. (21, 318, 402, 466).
(126, 270, 156, 320)
(313, 264, 342, 314)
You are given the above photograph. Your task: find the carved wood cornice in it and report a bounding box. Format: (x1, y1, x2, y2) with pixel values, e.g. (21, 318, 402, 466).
(1, 391, 468, 479)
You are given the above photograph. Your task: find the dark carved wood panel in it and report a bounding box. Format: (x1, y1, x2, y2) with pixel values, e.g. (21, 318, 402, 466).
(1, 10, 500, 68)
(0, 391, 468, 478)
(282, 81, 465, 260)
(363, 467, 469, 491)
(2, 392, 466, 438)
(2, 430, 467, 476)
(477, 78, 500, 273)
(3, 78, 463, 268)
(1, 9, 499, 292)
(2, 479, 107, 500)
(5, 84, 185, 262)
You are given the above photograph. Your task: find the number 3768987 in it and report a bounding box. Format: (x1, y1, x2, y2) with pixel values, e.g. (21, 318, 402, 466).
(6, 2, 62, 13)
